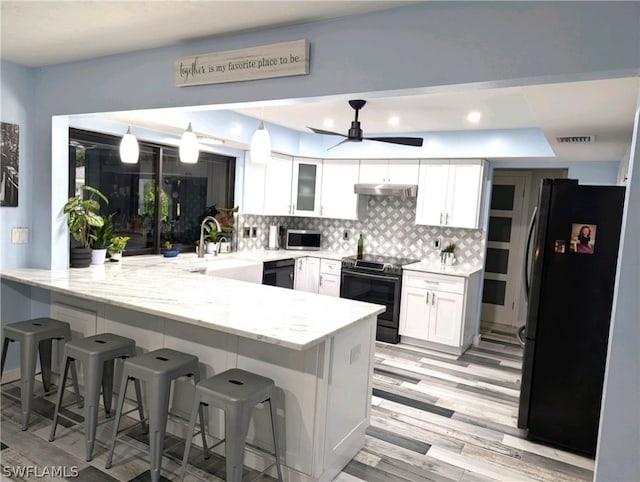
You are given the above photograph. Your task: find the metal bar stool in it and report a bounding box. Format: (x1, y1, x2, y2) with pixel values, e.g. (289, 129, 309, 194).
(105, 348, 209, 482)
(1, 317, 80, 430)
(179, 368, 283, 482)
(48, 333, 144, 461)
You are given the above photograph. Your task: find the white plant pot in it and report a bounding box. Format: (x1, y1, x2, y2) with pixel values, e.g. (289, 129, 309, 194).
(206, 242, 218, 254)
(91, 248, 107, 265)
(109, 252, 122, 262)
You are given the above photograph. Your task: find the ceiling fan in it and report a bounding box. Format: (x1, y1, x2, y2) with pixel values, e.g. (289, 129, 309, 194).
(307, 99, 423, 149)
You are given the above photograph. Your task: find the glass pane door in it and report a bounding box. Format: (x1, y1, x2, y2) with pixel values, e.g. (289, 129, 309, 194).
(481, 175, 526, 326)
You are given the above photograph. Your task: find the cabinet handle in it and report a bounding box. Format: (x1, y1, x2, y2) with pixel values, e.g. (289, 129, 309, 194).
(288, 204, 291, 215)
(319, 275, 323, 287)
(445, 213, 449, 224)
(292, 203, 296, 214)
(320, 206, 323, 216)
(426, 292, 429, 304)
(432, 293, 435, 305)
(440, 212, 443, 225)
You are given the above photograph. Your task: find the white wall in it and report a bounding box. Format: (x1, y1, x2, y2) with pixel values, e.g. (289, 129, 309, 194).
(595, 100, 640, 482)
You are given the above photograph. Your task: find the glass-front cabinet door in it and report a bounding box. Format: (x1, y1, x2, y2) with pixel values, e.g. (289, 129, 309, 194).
(292, 157, 322, 217)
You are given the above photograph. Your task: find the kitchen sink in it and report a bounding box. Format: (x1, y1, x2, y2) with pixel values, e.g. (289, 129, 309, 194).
(193, 258, 263, 283)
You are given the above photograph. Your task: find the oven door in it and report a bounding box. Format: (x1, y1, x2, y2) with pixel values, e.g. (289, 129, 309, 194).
(340, 268, 401, 328)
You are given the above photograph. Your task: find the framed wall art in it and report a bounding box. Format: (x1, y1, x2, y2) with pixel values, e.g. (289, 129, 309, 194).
(1, 121, 19, 207)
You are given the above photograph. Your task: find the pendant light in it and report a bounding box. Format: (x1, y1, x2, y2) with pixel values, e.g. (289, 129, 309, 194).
(179, 122, 199, 163)
(119, 126, 139, 164)
(250, 120, 271, 164)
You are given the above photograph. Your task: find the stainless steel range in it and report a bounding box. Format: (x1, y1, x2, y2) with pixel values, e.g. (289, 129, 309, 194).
(340, 254, 419, 343)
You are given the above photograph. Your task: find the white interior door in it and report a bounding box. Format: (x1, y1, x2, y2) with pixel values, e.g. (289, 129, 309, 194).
(481, 174, 528, 327)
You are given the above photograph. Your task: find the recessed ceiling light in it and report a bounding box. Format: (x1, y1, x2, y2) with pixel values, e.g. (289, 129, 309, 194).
(466, 111, 482, 124)
(323, 118, 334, 128)
(388, 115, 400, 126)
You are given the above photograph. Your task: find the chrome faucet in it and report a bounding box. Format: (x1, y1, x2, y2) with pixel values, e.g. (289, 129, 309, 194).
(198, 216, 222, 258)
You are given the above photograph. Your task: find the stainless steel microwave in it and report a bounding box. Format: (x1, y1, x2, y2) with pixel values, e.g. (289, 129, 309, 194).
(285, 229, 321, 250)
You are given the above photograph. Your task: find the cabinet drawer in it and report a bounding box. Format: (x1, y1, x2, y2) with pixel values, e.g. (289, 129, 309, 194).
(403, 272, 465, 294)
(320, 258, 341, 275)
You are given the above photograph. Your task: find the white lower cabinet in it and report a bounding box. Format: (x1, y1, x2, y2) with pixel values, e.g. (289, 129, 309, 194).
(318, 259, 341, 297)
(294, 257, 320, 293)
(399, 270, 480, 354)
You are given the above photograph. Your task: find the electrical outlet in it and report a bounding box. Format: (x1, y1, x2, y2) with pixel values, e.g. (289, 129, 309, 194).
(343, 230, 350, 241)
(243, 226, 251, 238)
(434, 239, 441, 249)
(251, 226, 257, 238)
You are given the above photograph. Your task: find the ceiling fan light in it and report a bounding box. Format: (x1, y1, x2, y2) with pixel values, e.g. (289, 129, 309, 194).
(250, 121, 271, 164)
(119, 126, 139, 164)
(179, 122, 199, 163)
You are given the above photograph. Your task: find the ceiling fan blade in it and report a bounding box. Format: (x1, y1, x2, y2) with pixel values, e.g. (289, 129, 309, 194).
(365, 136, 424, 147)
(307, 127, 347, 137)
(327, 138, 353, 150)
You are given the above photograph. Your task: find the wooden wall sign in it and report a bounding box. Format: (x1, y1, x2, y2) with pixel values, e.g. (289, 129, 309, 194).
(175, 40, 309, 87)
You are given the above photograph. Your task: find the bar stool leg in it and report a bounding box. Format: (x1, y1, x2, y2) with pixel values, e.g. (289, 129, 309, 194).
(0, 337, 10, 375)
(268, 398, 284, 482)
(69, 359, 82, 408)
(224, 404, 252, 482)
(132, 378, 147, 433)
(83, 356, 103, 462)
(19, 337, 38, 430)
(102, 359, 115, 417)
(37, 338, 53, 392)
(192, 372, 209, 458)
(179, 396, 201, 481)
(148, 378, 171, 482)
(105, 372, 130, 470)
(48, 357, 73, 442)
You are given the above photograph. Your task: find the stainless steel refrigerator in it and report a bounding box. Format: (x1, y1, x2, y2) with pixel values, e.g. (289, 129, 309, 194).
(517, 178, 625, 457)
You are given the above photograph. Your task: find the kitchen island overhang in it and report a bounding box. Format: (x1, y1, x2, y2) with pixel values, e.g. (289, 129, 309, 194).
(1, 256, 384, 481)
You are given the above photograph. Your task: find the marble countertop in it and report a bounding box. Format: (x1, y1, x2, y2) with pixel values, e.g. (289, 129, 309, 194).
(403, 260, 483, 277)
(0, 252, 383, 351)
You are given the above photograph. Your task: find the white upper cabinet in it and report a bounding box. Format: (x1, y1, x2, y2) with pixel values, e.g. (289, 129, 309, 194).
(264, 154, 294, 216)
(416, 159, 486, 229)
(320, 159, 360, 220)
(292, 157, 322, 217)
(359, 159, 419, 184)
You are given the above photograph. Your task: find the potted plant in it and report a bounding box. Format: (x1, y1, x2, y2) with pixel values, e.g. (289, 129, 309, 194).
(440, 242, 456, 265)
(162, 240, 180, 258)
(63, 185, 108, 268)
(214, 206, 238, 253)
(203, 220, 220, 254)
(107, 235, 130, 262)
(89, 214, 113, 265)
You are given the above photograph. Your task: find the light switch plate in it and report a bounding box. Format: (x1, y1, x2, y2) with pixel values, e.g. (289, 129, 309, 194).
(11, 227, 29, 244)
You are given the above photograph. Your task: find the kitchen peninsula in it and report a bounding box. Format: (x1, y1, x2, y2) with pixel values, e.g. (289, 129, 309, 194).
(1, 254, 384, 482)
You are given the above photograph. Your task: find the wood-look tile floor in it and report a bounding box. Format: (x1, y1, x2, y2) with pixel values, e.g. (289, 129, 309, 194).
(1, 329, 594, 481)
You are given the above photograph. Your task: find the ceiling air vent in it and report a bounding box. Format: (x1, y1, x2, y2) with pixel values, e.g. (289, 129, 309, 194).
(556, 135, 596, 144)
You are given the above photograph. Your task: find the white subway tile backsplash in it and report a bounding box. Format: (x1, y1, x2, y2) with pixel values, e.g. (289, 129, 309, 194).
(237, 196, 486, 265)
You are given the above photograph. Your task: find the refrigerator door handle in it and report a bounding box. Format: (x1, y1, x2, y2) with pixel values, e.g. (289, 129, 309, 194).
(523, 206, 537, 302)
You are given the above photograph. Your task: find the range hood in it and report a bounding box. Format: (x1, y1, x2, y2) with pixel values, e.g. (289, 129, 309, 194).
(354, 183, 418, 197)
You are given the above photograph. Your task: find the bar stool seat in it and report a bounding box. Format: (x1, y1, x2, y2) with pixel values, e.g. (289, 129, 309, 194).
(105, 348, 208, 482)
(1, 317, 79, 430)
(180, 368, 283, 482)
(48, 333, 143, 462)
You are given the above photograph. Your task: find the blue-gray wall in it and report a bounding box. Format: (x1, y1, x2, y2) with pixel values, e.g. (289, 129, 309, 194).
(1, 2, 639, 479)
(0, 61, 35, 269)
